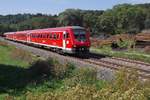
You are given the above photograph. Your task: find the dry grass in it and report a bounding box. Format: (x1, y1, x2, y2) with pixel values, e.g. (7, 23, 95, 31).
(144, 46, 150, 54)
(91, 34, 135, 48)
(0, 41, 8, 47)
(136, 33, 150, 42)
(10, 48, 33, 63)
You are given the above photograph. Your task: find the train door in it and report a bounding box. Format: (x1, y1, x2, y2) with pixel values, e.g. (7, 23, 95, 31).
(27, 33, 30, 42)
(63, 31, 66, 50)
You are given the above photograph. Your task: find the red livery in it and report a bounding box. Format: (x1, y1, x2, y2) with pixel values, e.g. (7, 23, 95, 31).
(4, 26, 91, 54)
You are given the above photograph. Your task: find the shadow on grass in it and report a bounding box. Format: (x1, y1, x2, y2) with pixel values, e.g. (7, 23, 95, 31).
(89, 52, 111, 59)
(0, 61, 52, 94)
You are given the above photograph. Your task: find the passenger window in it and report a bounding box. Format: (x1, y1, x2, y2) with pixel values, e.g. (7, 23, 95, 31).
(57, 34, 59, 39)
(53, 33, 57, 39)
(47, 34, 49, 38)
(66, 33, 69, 38)
(63, 34, 66, 39)
(44, 34, 47, 38)
(38, 34, 41, 38)
(43, 34, 46, 38)
(50, 33, 53, 39)
(63, 33, 69, 39)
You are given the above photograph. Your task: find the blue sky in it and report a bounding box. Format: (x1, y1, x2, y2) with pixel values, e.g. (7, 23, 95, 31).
(0, 0, 150, 15)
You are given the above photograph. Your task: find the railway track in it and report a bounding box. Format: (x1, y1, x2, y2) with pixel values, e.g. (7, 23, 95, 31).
(80, 53, 150, 79)
(1, 37, 150, 80)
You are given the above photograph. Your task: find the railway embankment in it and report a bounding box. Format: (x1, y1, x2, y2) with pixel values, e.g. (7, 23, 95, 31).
(0, 37, 150, 99)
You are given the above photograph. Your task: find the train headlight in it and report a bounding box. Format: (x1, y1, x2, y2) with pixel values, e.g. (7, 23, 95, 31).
(73, 45, 76, 48)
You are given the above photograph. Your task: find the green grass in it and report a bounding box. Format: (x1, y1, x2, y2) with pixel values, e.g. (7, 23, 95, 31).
(0, 45, 29, 68)
(91, 46, 150, 63)
(0, 41, 149, 100)
(0, 42, 105, 99)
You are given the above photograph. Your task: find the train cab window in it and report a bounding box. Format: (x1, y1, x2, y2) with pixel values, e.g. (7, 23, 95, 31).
(73, 29, 86, 41)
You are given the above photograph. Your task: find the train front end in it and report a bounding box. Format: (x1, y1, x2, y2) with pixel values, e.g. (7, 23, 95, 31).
(71, 27, 91, 54)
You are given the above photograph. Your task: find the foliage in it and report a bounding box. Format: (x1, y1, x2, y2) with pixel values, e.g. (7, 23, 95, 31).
(0, 42, 150, 99)
(116, 39, 135, 49)
(58, 9, 83, 26)
(91, 47, 150, 63)
(0, 3, 150, 36)
(18, 68, 150, 100)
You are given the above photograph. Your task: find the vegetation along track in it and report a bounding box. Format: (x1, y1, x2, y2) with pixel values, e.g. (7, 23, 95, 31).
(82, 53, 150, 79)
(1, 37, 150, 80)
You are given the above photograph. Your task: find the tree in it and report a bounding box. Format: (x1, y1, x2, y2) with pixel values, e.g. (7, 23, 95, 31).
(58, 9, 83, 26)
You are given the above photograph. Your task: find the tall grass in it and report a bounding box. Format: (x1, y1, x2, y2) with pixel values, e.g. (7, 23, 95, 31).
(91, 46, 150, 63)
(0, 40, 149, 100)
(23, 68, 150, 100)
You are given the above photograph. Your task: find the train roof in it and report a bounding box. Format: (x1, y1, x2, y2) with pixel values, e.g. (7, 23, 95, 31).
(4, 26, 85, 34)
(47, 26, 85, 30)
(4, 32, 15, 35)
(33, 26, 85, 32)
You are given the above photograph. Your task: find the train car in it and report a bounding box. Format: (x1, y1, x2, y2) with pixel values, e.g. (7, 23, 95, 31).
(4, 32, 15, 40)
(4, 26, 91, 54)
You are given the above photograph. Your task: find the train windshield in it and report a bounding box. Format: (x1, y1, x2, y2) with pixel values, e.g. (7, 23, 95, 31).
(73, 29, 86, 42)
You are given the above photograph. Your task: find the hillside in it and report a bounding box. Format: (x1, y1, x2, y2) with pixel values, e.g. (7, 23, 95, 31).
(0, 3, 150, 36)
(0, 40, 150, 100)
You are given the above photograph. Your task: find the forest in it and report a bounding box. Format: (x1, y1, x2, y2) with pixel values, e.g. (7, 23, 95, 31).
(0, 3, 150, 36)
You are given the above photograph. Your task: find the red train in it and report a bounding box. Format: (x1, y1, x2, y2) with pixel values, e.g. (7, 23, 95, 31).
(4, 26, 91, 54)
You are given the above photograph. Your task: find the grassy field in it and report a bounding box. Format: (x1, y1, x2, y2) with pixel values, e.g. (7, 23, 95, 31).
(91, 46, 150, 63)
(0, 41, 150, 100)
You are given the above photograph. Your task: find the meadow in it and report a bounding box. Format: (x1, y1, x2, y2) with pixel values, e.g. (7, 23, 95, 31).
(0, 41, 149, 100)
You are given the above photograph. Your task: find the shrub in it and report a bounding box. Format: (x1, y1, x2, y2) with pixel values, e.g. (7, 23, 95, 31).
(28, 58, 76, 80)
(113, 68, 139, 91)
(63, 68, 97, 88)
(117, 39, 135, 49)
(28, 59, 52, 79)
(25, 68, 150, 100)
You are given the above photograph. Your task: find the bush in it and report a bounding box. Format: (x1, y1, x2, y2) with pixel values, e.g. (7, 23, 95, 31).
(28, 58, 76, 80)
(116, 39, 135, 49)
(63, 68, 97, 88)
(24, 68, 150, 100)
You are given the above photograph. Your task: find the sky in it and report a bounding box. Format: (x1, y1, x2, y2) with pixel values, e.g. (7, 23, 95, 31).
(0, 0, 150, 15)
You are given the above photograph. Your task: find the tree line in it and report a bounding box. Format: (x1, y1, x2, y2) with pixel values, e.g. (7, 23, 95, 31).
(0, 3, 150, 36)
